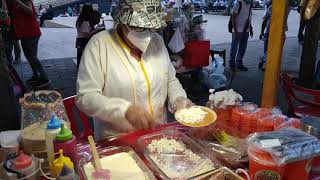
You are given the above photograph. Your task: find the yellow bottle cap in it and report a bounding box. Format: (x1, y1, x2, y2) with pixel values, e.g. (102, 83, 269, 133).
(50, 149, 74, 177)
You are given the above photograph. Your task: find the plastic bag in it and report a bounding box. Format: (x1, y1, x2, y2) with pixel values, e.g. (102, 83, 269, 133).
(247, 128, 320, 166)
(189, 126, 248, 168)
(256, 114, 287, 132)
(168, 28, 185, 53)
(274, 118, 301, 130)
(199, 70, 227, 89)
(199, 55, 227, 89)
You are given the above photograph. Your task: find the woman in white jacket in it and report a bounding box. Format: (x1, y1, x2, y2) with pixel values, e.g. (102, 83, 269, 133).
(76, 0, 191, 139)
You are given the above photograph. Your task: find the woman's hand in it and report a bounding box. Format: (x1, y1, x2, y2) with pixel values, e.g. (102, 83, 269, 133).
(125, 105, 156, 130)
(170, 97, 193, 113)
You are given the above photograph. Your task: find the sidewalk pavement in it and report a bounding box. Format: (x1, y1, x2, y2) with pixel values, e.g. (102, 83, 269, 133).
(13, 36, 319, 114)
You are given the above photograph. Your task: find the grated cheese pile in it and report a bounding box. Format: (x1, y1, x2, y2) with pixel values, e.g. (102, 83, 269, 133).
(147, 138, 215, 178)
(175, 107, 207, 124)
(148, 138, 186, 153)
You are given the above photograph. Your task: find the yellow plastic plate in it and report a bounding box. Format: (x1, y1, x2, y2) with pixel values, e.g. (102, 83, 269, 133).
(174, 106, 217, 127)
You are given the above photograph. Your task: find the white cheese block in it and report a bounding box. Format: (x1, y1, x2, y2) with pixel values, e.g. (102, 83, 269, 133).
(83, 152, 147, 180)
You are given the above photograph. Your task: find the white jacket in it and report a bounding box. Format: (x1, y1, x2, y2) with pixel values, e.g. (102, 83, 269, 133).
(76, 30, 187, 139)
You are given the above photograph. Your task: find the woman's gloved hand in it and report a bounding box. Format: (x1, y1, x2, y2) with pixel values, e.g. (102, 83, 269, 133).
(125, 105, 156, 130)
(170, 97, 193, 113)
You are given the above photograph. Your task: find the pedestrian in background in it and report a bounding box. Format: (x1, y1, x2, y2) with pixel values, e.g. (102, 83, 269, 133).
(258, 0, 271, 71)
(7, 0, 50, 88)
(298, 0, 307, 45)
(11, 40, 21, 64)
(229, 0, 253, 72)
(75, 4, 102, 69)
(258, 0, 290, 71)
(39, 4, 54, 27)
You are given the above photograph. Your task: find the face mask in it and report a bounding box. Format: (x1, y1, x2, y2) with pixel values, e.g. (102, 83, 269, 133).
(126, 28, 154, 53)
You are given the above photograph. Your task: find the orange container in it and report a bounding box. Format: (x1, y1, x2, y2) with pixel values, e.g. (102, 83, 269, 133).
(249, 146, 312, 180)
(232, 103, 258, 132)
(257, 115, 286, 132)
(312, 156, 320, 173)
(214, 107, 230, 123)
(244, 108, 273, 133)
(248, 147, 285, 180)
(274, 118, 301, 130)
(283, 159, 312, 180)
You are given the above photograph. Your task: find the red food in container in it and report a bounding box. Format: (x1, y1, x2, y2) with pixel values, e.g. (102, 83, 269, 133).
(241, 108, 273, 133)
(274, 118, 301, 130)
(257, 115, 287, 132)
(231, 103, 258, 132)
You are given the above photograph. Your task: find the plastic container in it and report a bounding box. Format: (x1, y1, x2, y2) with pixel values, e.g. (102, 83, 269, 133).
(56, 164, 78, 180)
(53, 125, 77, 166)
(0, 154, 42, 180)
(242, 108, 273, 134)
(248, 146, 285, 180)
(137, 129, 219, 179)
(50, 149, 74, 177)
(192, 167, 245, 180)
(257, 115, 286, 132)
(11, 152, 39, 180)
(247, 128, 320, 166)
(46, 115, 61, 167)
(274, 118, 301, 130)
(78, 146, 156, 180)
(312, 156, 320, 173)
(188, 127, 248, 169)
(0, 130, 20, 161)
(283, 159, 312, 180)
(231, 103, 258, 135)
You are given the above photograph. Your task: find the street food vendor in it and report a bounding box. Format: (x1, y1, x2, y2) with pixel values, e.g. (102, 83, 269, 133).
(76, 0, 191, 139)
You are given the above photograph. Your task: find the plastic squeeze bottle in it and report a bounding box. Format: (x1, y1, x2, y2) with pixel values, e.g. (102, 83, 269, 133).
(206, 89, 215, 109)
(54, 124, 77, 166)
(46, 114, 62, 167)
(12, 152, 37, 180)
(57, 164, 78, 180)
(51, 149, 74, 177)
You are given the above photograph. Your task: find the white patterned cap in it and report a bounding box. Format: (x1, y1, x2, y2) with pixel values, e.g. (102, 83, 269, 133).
(112, 0, 166, 29)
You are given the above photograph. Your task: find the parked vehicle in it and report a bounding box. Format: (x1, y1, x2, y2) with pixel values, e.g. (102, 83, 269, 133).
(207, 0, 226, 12)
(252, 0, 263, 8)
(192, 0, 208, 13)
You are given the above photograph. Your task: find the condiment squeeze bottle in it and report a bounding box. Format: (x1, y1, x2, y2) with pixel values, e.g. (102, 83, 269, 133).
(87, 136, 111, 180)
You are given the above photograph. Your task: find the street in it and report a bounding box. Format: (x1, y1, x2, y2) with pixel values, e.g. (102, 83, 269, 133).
(20, 9, 301, 61)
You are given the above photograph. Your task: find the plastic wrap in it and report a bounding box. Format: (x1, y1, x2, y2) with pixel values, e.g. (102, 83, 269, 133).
(256, 114, 287, 132)
(274, 118, 301, 130)
(191, 167, 245, 180)
(189, 125, 248, 168)
(19, 90, 69, 129)
(247, 128, 320, 165)
(137, 129, 220, 179)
